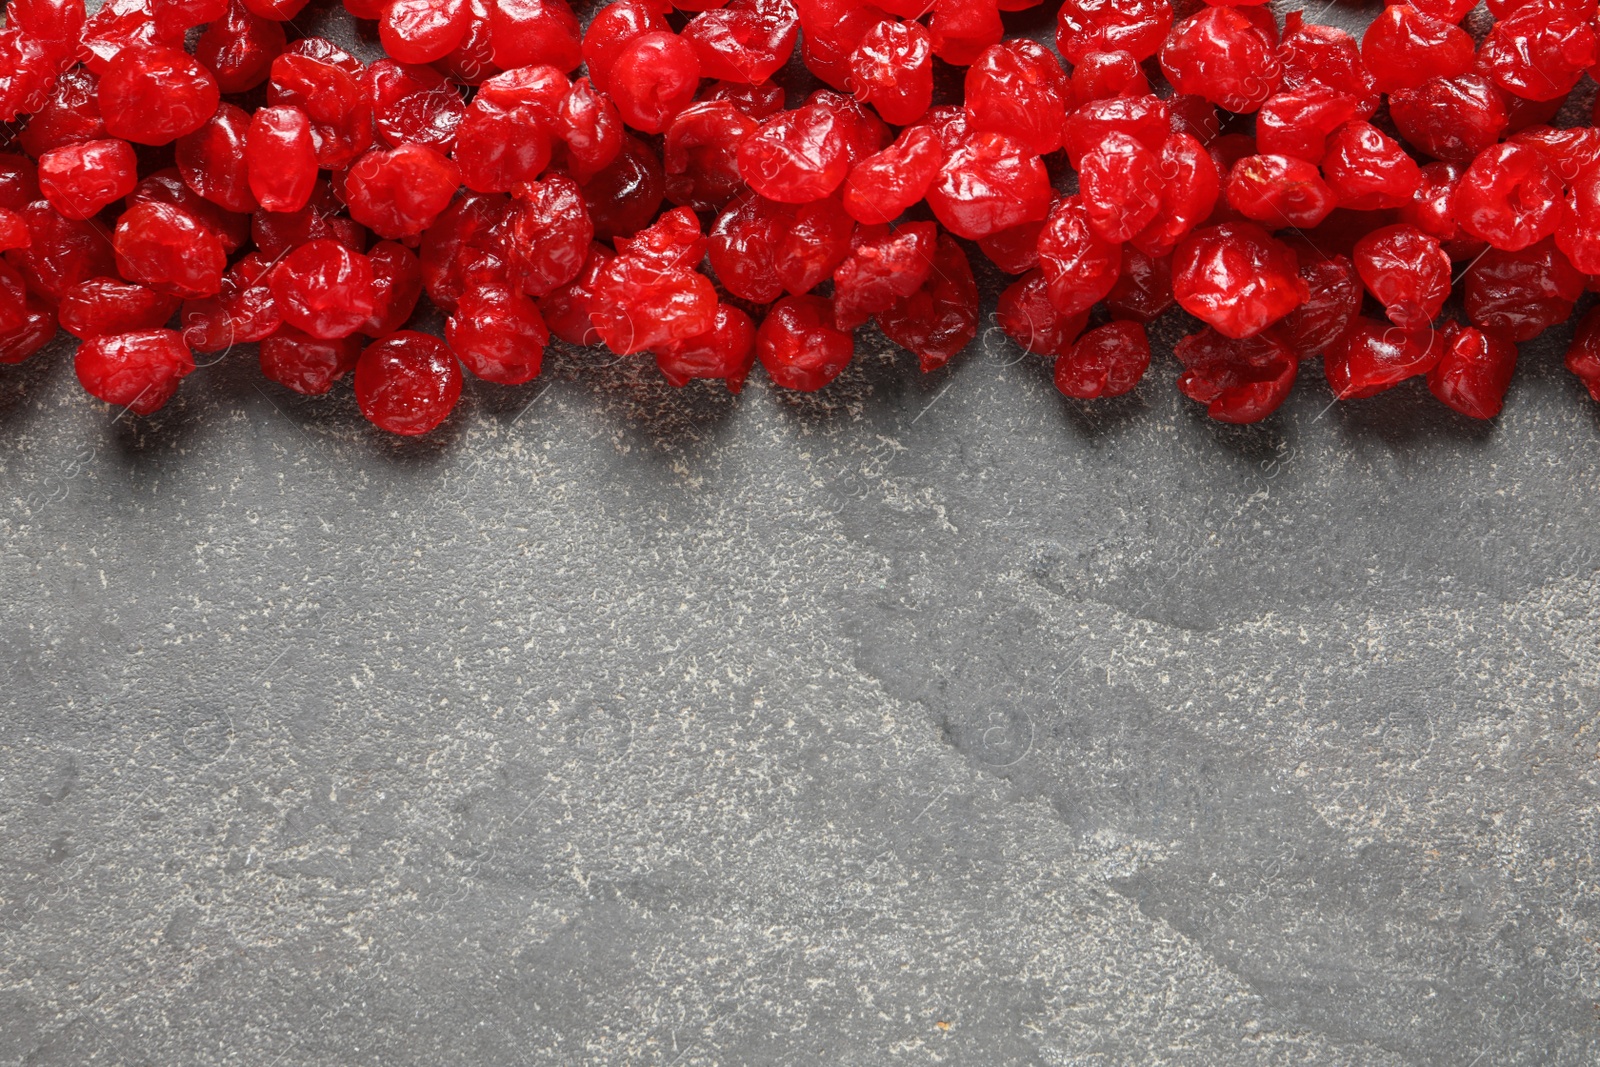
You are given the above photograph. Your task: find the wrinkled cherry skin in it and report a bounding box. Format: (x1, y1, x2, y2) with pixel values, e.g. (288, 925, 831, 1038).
(1322, 121, 1423, 211)
(100, 44, 221, 146)
(654, 304, 758, 393)
(1173, 223, 1309, 340)
(58, 277, 179, 340)
(1353, 225, 1451, 331)
(1389, 75, 1507, 168)
(964, 40, 1068, 157)
(738, 101, 852, 205)
(344, 144, 463, 239)
(447, 284, 549, 385)
(1564, 308, 1600, 402)
(1175, 328, 1298, 424)
(1464, 238, 1586, 342)
(926, 132, 1052, 241)
(1325, 317, 1444, 400)
(74, 329, 195, 415)
(180, 252, 280, 352)
(1106, 247, 1174, 324)
(849, 18, 934, 127)
(0, 298, 58, 365)
(268, 51, 374, 170)
(1360, 4, 1473, 95)
(757, 294, 854, 391)
(273, 240, 376, 341)
(354, 331, 463, 436)
(709, 194, 787, 302)
(8, 201, 118, 303)
(998, 269, 1087, 357)
(196, 1, 286, 94)
(1454, 143, 1563, 252)
(1057, 0, 1171, 64)
(1427, 323, 1517, 419)
(842, 126, 940, 226)
(176, 104, 258, 215)
(1054, 321, 1150, 400)
(1275, 251, 1361, 360)
(664, 101, 760, 212)
(682, 0, 798, 86)
(19, 68, 107, 160)
(37, 139, 139, 222)
(1038, 196, 1121, 318)
(609, 31, 701, 135)
(113, 201, 227, 300)
(877, 233, 978, 372)
(1224, 153, 1337, 230)
(259, 327, 361, 395)
(1161, 7, 1280, 114)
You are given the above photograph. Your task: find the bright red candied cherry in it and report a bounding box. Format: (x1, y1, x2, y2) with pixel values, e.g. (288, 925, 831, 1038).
(271, 240, 376, 340)
(354, 331, 462, 436)
(113, 201, 226, 299)
(1360, 4, 1473, 95)
(1558, 174, 1600, 274)
(19, 68, 107, 160)
(1454, 142, 1563, 251)
(590, 208, 719, 355)
(1054, 321, 1150, 400)
(175, 104, 257, 214)
(267, 50, 373, 170)
(0, 298, 57, 365)
(11, 202, 118, 302)
(997, 269, 1088, 357)
(1564, 308, 1600, 401)
(180, 252, 280, 352)
(1255, 86, 1364, 165)
(1131, 132, 1220, 259)
(758, 294, 853, 390)
(361, 241, 423, 338)
(364, 59, 466, 153)
(1399, 161, 1480, 256)
(74, 329, 195, 415)
(664, 100, 760, 212)
(877, 233, 979, 372)
(964, 39, 1068, 156)
(848, 18, 934, 127)
(1056, 0, 1171, 63)
(258, 327, 361, 395)
(1277, 11, 1376, 112)
(1161, 7, 1280, 114)
(1325, 317, 1444, 399)
(1274, 251, 1361, 360)
(682, 0, 799, 85)
(1426, 322, 1516, 419)
(246, 105, 317, 214)
(842, 125, 941, 226)
(831, 221, 936, 330)
(1175, 328, 1298, 423)
(1225, 154, 1338, 230)
(1353, 224, 1451, 331)
(446, 284, 549, 385)
(539, 241, 612, 346)
(655, 304, 758, 393)
(925, 132, 1051, 241)
(506, 173, 594, 298)
(195, 2, 286, 94)
(1389, 75, 1507, 167)
(99, 44, 220, 146)
(490, 0, 584, 72)
(344, 144, 462, 239)
(1174, 223, 1308, 340)
(0, 209, 29, 253)
(1078, 133, 1162, 243)
(1322, 121, 1423, 210)
(738, 101, 852, 204)
(381, 0, 471, 65)
(36, 139, 138, 222)
(608, 31, 701, 135)
(708, 194, 787, 302)
(454, 96, 552, 195)
(926, 0, 1004, 68)
(1071, 49, 1150, 105)
(558, 77, 623, 183)
(1038, 196, 1121, 317)
(580, 0, 669, 93)
(58, 277, 179, 340)
(1480, 7, 1596, 102)
(128, 167, 250, 254)
(1065, 96, 1169, 166)
(1464, 237, 1585, 341)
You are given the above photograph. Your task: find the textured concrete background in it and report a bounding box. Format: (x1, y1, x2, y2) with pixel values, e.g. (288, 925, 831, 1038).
(4, 1, 1600, 1064)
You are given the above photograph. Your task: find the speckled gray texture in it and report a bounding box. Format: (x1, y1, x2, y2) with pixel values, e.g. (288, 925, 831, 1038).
(4, 2, 1600, 1065)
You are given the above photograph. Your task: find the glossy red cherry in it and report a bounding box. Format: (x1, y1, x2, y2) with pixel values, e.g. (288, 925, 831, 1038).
(354, 331, 463, 435)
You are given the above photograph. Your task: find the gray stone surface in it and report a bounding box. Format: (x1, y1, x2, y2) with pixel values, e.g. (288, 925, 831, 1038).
(4, 2, 1600, 1065)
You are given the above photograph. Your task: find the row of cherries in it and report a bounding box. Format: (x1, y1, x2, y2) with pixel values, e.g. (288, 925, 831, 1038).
(2, 0, 1600, 433)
